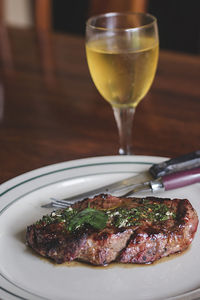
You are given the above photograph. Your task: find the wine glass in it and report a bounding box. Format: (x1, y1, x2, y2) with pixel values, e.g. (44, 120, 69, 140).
(85, 12, 159, 155)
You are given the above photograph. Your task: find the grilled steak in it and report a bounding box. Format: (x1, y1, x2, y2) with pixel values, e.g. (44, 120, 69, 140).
(26, 194, 198, 265)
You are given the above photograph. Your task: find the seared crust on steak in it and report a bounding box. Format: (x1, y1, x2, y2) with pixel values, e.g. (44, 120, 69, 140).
(26, 194, 198, 265)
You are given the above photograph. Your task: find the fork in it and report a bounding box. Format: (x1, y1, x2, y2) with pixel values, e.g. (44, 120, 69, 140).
(43, 198, 74, 209)
(42, 167, 200, 209)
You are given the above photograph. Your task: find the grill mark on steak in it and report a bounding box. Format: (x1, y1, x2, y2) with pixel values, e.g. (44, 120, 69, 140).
(118, 197, 198, 264)
(26, 194, 198, 266)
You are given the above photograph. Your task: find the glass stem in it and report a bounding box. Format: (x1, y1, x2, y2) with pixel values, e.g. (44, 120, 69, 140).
(113, 106, 135, 155)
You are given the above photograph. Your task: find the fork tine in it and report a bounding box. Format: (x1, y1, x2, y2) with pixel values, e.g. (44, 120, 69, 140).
(52, 203, 69, 208)
(41, 198, 71, 208)
(50, 198, 72, 206)
(41, 202, 68, 208)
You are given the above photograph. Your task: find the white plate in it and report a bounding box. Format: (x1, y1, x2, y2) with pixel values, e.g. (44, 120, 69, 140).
(0, 155, 200, 300)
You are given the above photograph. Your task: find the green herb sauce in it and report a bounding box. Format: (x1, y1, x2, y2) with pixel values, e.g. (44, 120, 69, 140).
(106, 201, 176, 228)
(38, 207, 108, 232)
(38, 200, 176, 232)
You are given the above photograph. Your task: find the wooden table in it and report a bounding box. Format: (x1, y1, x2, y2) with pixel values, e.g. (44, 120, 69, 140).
(0, 27, 200, 184)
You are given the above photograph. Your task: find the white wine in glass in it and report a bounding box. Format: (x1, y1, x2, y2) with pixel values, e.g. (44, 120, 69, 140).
(86, 12, 159, 154)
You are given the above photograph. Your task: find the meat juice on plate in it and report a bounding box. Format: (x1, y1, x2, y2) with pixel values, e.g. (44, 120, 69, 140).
(86, 36, 159, 108)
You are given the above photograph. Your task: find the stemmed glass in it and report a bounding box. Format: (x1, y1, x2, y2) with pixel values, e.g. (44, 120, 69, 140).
(86, 12, 159, 154)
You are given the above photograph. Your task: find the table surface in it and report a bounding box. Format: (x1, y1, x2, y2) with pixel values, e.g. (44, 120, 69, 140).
(0, 27, 200, 184)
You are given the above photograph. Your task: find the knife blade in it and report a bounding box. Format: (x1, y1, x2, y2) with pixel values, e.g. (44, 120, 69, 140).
(123, 166, 200, 197)
(60, 150, 200, 202)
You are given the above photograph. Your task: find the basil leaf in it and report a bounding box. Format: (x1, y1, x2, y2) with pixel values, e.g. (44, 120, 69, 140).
(68, 207, 108, 232)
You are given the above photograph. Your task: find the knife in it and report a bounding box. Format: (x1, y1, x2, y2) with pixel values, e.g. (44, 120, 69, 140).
(58, 150, 200, 202)
(123, 166, 200, 197)
(44, 166, 200, 208)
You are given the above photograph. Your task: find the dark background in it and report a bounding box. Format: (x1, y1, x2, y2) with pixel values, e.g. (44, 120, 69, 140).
(52, 0, 200, 54)
(52, 0, 89, 36)
(148, 0, 200, 54)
